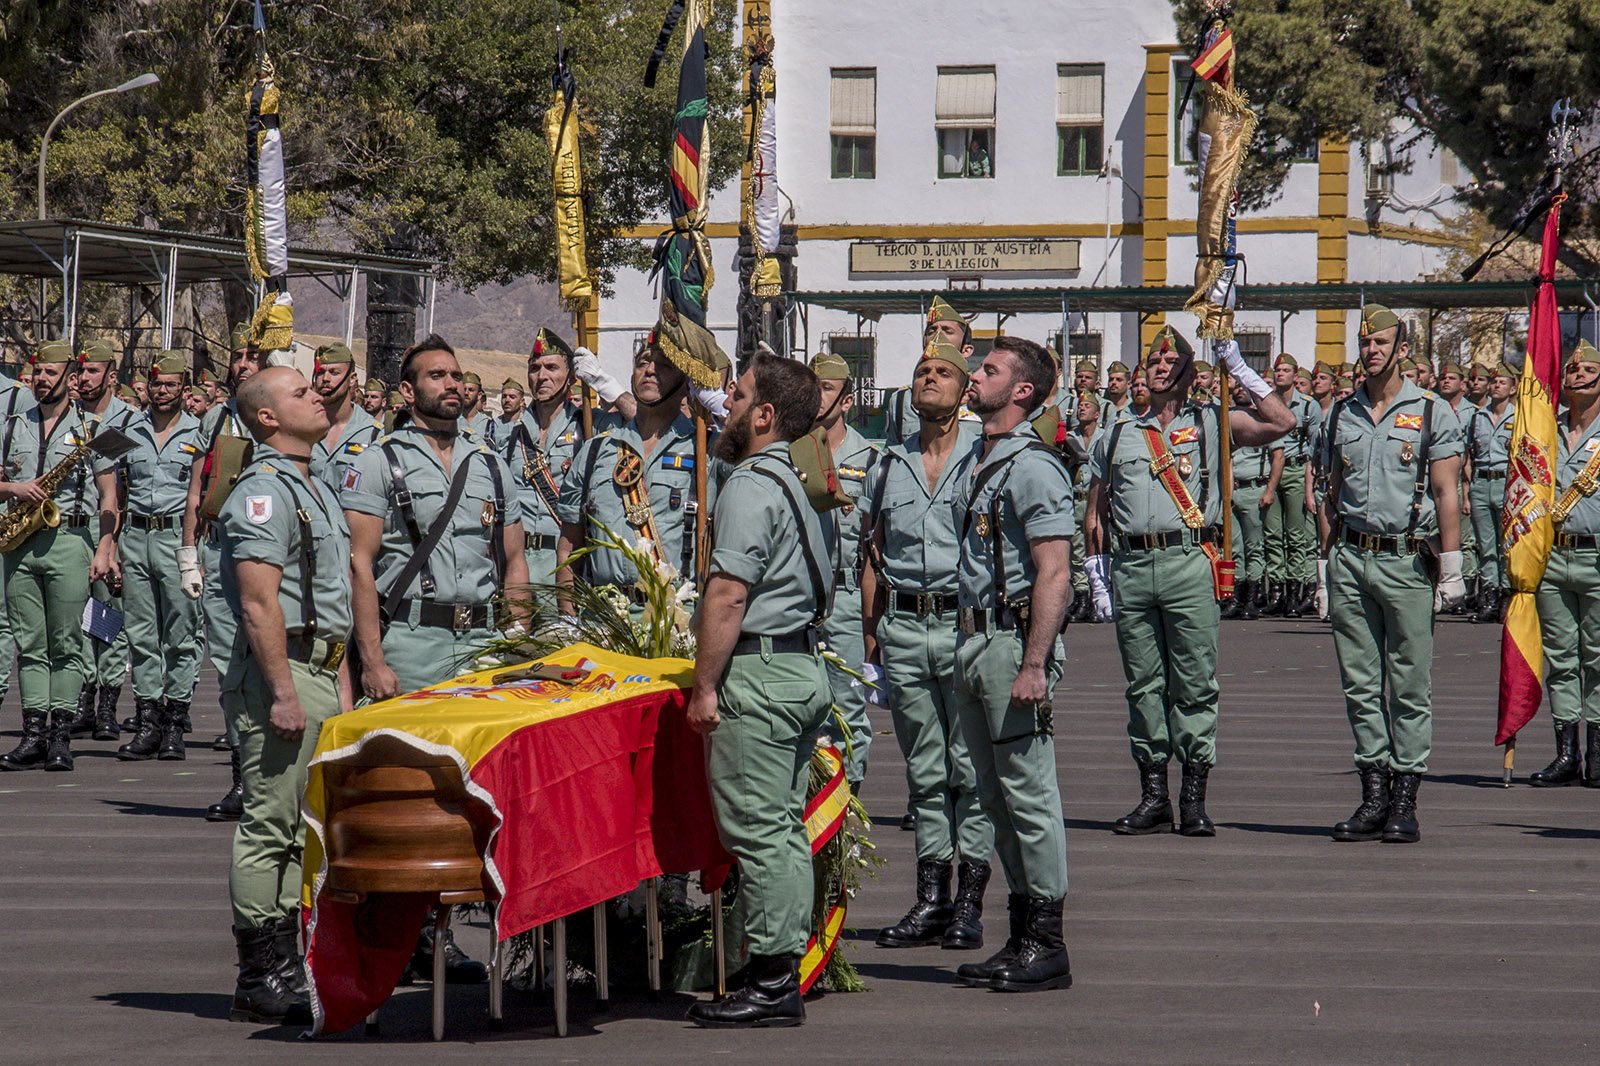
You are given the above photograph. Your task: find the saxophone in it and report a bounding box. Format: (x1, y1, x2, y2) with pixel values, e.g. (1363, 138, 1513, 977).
(0, 440, 95, 553)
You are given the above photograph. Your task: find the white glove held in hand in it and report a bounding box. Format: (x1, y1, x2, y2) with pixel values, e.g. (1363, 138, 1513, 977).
(1437, 549, 1466, 611)
(1215, 339, 1273, 401)
(856, 661, 886, 706)
(1316, 559, 1329, 619)
(691, 384, 728, 420)
(1084, 554, 1114, 622)
(176, 545, 203, 601)
(572, 347, 625, 405)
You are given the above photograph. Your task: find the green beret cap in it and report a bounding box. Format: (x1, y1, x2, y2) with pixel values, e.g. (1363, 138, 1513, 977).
(1468, 363, 1492, 380)
(79, 339, 117, 364)
(925, 295, 970, 327)
(1568, 339, 1600, 366)
(1437, 361, 1465, 377)
(1106, 361, 1131, 377)
(1274, 353, 1299, 370)
(150, 350, 188, 377)
(1493, 361, 1517, 379)
(1314, 361, 1339, 377)
(366, 377, 388, 392)
(463, 371, 482, 386)
(1358, 304, 1401, 337)
(387, 390, 405, 405)
(919, 338, 969, 378)
(1192, 360, 1214, 373)
(1293, 366, 1312, 382)
(1145, 325, 1195, 362)
(32, 341, 75, 365)
(198, 368, 218, 385)
(1073, 359, 1098, 376)
(531, 327, 574, 361)
(117, 384, 139, 401)
(314, 342, 354, 367)
(1336, 374, 1354, 389)
(229, 323, 254, 352)
(1398, 356, 1419, 372)
(187, 385, 208, 399)
(810, 353, 852, 382)
(500, 378, 523, 393)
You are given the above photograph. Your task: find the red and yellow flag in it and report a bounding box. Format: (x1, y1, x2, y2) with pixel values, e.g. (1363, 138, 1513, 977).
(1495, 199, 1565, 745)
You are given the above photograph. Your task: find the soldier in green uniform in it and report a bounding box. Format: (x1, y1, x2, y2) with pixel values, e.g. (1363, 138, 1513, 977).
(808, 352, 879, 788)
(1191, 359, 1216, 404)
(0, 357, 35, 711)
(1318, 305, 1464, 844)
(555, 340, 707, 610)
(1059, 358, 1112, 429)
(360, 377, 388, 417)
(1065, 389, 1104, 621)
(885, 297, 975, 446)
(684, 352, 831, 1028)
(861, 339, 993, 952)
(0, 342, 120, 773)
(1263, 353, 1322, 617)
(1467, 363, 1516, 622)
(70, 340, 141, 739)
(460, 370, 496, 444)
(1466, 363, 1492, 408)
(493, 378, 524, 437)
(115, 353, 208, 773)
(1103, 361, 1134, 421)
(1529, 339, 1600, 787)
(941, 336, 1074, 993)
(1224, 377, 1285, 621)
(1084, 328, 1294, 836)
(308, 343, 381, 495)
(216, 366, 351, 1025)
(1436, 361, 1480, 611)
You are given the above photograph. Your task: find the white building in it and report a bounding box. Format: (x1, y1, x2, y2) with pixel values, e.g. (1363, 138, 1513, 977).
(596, 0, 1466, 387)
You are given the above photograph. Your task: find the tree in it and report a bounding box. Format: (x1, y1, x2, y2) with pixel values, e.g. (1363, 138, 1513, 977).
(1172, 0, 1600, 267)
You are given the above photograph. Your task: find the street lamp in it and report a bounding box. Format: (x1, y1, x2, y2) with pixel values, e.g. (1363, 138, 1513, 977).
(37, 72, 161, 219)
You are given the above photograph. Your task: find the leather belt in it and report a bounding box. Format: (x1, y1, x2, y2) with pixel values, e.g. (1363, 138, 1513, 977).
(1119, 526, 1220, 552)
(284, 633, 347, 671)
(893, 590, 955, 617)
(1554, 531, 1600, 550)
(1339, 527, 1421, 555)
(957, 606, 1019, 636)
(731, 630, 817, 657)
(127, 513, 181, 531)
(1234, 476, 1270, 489)
(389, 599, 491, 633)
(528, 533, 557, 551)
(63, 514, 92, 529)
(1474, 469, 1507, 480)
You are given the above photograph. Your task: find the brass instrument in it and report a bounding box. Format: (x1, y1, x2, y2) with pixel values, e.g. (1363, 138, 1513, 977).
(0, 440, 94, 553)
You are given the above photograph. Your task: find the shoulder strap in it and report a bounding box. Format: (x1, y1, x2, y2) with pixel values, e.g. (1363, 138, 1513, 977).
(748, 460, 830, 628)
(268, 471, 319, 636)
(1, 388, 19, 467)
(959, 440, 1058, 542)
(1405, 398, 1434, 538)
(379, 441, 477, 619)
(482, 449, 507, 586)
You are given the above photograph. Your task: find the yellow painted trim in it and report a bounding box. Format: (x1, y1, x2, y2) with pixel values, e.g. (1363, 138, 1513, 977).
(1141, 46, 1171, 347)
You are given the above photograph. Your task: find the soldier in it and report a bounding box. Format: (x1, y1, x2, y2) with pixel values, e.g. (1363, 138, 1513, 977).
(71, 340, 141, 739)
(1318, 305, 1464, 844)
(494, 378, 524, 435)
(1436, 361, 1480, 612)
(460, 370, 496, 444)
(200, 368, 222, 406)
(1191, 359, 1216, 404)
(307, 343, 381, 495)
(0, 342, 121, 773)
(1084, 328, 1294, 837)
(1531, 339, 1600, 787)
(0, 354, 36, 713)
(115, 353, 208, 775)
(1224, 378, 1285, 621)
(216, 366, 351, 1025)
(1263, 353, 1323, 617)
(1466, 363, 1492, 408)
(885, 297, 975, 446)
(1129, 367, 1151, 418)
(861, 339, 993, 952)
(1293, 366, 1313, 396)
(808, 353, 879, 788)
(554, 341, 705, 615)
(1103, 361, 1134, 420)
(1065, 389, 1103, 622)
(1058, 358, 1110, 427)
(186, 385, 211, 418)
(684, 352, 832, 1028)
(934, 336, 1073, 993)
(361, 378, 388, 417)
(1467, 363, 1516, 623)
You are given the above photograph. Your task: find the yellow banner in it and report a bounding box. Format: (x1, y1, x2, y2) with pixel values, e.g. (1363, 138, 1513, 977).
(546, 89, 593, 311)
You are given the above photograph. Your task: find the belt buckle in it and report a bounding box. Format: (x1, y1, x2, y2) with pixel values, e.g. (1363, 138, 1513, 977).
(958, 608, 975, 636)
(917, 592, 933, 616)
(1358, 531, 1381, 553)
(1556, 532, 1575, 550)
(324, 642, 347, 671)
(452, 603, 472, 633)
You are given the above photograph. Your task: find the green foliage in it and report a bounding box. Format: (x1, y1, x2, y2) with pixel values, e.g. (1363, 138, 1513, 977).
(0, 1, 744, 291)
(1173, 0, 1600, 252)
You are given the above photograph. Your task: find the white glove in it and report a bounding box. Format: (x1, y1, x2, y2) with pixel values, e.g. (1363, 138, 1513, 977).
(855, 661, 885, 706)
(176, 545, 203, 601)
(1215, 339, 1273, 401)
(1316, 559, 1329, 620)
(572, 347, 625, 405)
(691, 384, 728, 420)
(1084, 554, 1114, 622)
(1437, 549, 1466, 611)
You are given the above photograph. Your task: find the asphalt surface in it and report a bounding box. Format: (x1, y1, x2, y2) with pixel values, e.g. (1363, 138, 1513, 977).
(1, 614, 1595, 1065)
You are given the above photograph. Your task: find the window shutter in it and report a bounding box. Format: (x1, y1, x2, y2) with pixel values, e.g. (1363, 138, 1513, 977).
(830, 70, 877, 136)
(935, 68, 996, 129)
(1056, 65, 1103, 125)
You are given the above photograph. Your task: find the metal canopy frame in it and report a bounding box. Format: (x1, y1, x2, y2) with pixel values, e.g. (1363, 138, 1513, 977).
(0, 218, 439, 348)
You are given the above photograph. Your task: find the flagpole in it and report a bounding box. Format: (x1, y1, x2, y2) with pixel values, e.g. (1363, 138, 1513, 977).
(573, 300, 595, 437)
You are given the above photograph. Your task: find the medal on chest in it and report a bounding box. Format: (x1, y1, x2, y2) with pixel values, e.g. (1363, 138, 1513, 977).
(1399, 440, 1415, 465)
(1178, 454, 1194, 478)
(613, 448, 653, 529)
(975, 512, 990, 537)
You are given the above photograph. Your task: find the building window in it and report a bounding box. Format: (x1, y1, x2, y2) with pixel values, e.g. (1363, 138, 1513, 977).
(1439, 148, 1459, 185)
(1048, 330, 1103, 360)
(936, 66, 996, 178)
(1234, 331, 1274, 374)
(1056, 64, 1104, 176)
(1173, 58, 1201, 166)
(828, 333, 877, 384)
(830, 69, 876, 179)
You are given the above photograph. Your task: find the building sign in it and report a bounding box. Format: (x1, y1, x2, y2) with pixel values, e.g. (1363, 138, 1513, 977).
(849, 239, 1080, 276)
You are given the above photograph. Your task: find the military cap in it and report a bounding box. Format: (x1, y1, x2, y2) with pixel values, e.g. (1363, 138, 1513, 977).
(149, 350, 188, 377)
(1273, 353, 1299, 370)
(198, 368, 219, 385)
(314, 342, 355, 369)
(1493, 361, 1517, 379)
(1468, 363, 1492, 381)
(214, 385, 231, 399)
(1030, 405, 1067, 448)
(366, 377, 388, 392)
(1438, 360, 1466, 378)
(1145, 325, 1196, 362)
(229, 322, 254, 352)
(79, 339, 117, 364)
(1568, 339, 1600, 366)
(387, 390, 405, 405)
(1106, 360, 1131, 377)
(1358, 304, 1402, 337)
(1314, 360, 1340, 378)
(1397, 355, 1419, 372)
(789, 426, 850, 512)
(919, 338, 969, 377)
(500, 378, 524, 393)
(31, 341, 74, 365)
(463, 371, 482, 386)
(810, 352, 851, 381)
(531, 326, 574, 361)
(1294, 366, 1312, 383)
(1073, 358, 1098, 377)
(117, 384, 139, 401)
(1193, 359, 1214, 373)
(187, 385, 208, 400)
(926, 295, 971, 326)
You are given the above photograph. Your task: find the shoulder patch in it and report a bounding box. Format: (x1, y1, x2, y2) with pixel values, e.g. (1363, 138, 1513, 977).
(1393, 413, 1424, 431)
(341, 467, 362, 492)
(245, 495, 273, 525)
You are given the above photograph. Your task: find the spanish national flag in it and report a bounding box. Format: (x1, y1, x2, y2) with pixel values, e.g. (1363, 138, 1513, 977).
(1191, 27, 1234, 84)
(1496, 199, 1565, 747)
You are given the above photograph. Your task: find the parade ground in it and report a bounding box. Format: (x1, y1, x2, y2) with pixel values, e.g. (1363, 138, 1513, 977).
(3, 616, 1595, 1066)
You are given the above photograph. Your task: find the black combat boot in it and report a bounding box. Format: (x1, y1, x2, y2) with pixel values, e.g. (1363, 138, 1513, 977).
(1382, 772, 1422, 844)
(0, 710, 50, 771)
(1286, 580, 1308, 618)
(68, 683, 98, 738)
(43, 710, 74, 772)
(270, 914, 309, 998)
(1178, 762, 1216, 837)
(409, 911, 489, 983)
(1242, 579, 1262, 620)
(876, 858, 953, 947)
(899, 809, 915, 831)
(941, 860, 990, 950)
(687, 953, 804, 1028)
(120, 700, 141, 732)
(92, 684, 121, 741)
(158, 699, 188, 760)
(173, 700, 194, 734)
(1332, 766, 1390, 841)
(956, 893, 1026, 986)
(1586, 725, 1600, 789)
(230, 924, 312, 1025)
(1220, 580, 1244, 619)
(1529, 721, 1582, 787)
(207, 747, 245, 822)
(1473, 585, 1500, 624)
(116, 698, 165, 761)
(987, 897, 1073, 992)
(1264, 578, 1286, 616)
(213, 733, 231, 752)
(1113, 761, 1172, 835)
